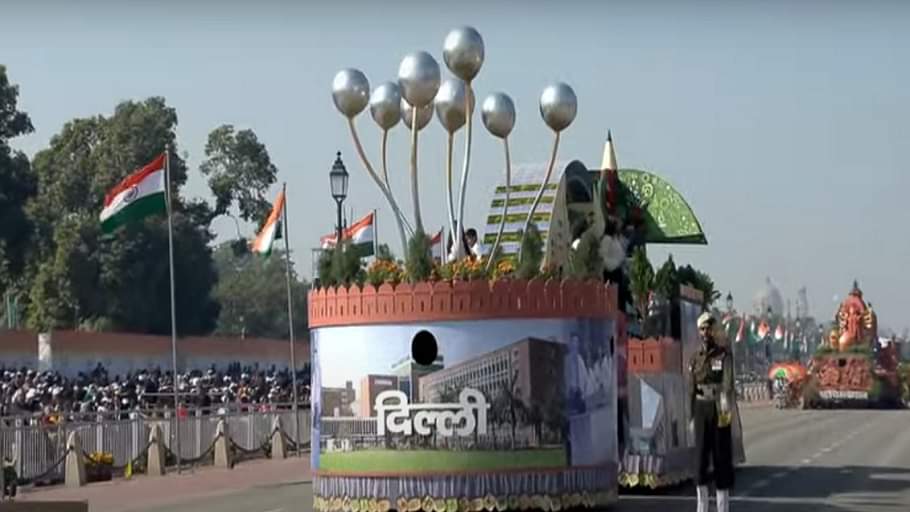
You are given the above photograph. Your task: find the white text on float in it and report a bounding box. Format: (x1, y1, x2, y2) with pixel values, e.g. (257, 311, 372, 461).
(374, 388, 490, 437)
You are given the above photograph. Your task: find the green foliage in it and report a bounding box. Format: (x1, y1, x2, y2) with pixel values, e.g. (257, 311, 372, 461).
(330, 241, 364, 287)
(628, 246, 654, 320)
(211, 242, 308, 339)
(516, 224, 544, 280)
(405, 230, 434, 283)
(97, 212, 220, 335)
(199, 124, 278, 224)
(317, 248, 336, 287)
(653, 255, 678, 300)
(677, 264, 721, 307)
(568, 229, 603, 280)
(0, 66, 36, 281)
(24, 97, 219, 334)
(375, 243, 396, 263)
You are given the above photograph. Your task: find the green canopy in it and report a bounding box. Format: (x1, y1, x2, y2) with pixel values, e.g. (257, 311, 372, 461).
(617, 168, 707, 245)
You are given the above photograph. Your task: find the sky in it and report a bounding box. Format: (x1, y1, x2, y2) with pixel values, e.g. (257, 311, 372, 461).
(3, 0, 909, 331)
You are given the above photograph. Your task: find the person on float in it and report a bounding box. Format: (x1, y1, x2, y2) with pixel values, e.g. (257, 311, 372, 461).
(689, 312, 735, 512)
(465, 228, 484, 260)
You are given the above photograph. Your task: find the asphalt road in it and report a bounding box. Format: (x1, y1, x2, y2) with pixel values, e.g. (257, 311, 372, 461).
(132, 407, 910, 512)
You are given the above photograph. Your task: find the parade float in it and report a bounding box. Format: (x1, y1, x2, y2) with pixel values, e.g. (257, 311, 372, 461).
(312, 27, 624, 512)
(802, 282, 902, 409)
(311, 26, 729, 511)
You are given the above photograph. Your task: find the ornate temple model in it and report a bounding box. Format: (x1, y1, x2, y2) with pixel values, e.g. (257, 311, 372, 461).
(803, 281, 901, 409)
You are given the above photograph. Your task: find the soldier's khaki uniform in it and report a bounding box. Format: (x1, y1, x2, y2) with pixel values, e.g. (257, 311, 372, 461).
(688, 343, 735, 491)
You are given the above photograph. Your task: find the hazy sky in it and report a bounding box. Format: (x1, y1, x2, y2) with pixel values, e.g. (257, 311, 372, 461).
(3, 1, 908, 331)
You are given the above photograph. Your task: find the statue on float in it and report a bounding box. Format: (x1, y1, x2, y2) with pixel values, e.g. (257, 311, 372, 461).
(805, 280, 901, 409)
(827, 281, 877, 352)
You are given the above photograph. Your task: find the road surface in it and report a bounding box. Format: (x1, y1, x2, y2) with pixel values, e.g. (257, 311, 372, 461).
(20, 406, 910, 512)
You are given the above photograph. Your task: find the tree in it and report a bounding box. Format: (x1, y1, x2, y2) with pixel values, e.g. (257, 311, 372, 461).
(628, 246, 654, 321)
(317, 248, 335, 287)
(199, 125, 278, 225)
(211, 242, 308, 339)
(498, 370, 526, 449)
(569, 229, 603, 280)
(653, 254, 678, 300)
(331, 241, 364, 287)
(375, 244, 396, 263)
(25, 97, 219, 334)
(516, 224, 544, 280)
(0, 65, 36, 288)
(677, 264, 720, 308)
(405, 231, 433, 283)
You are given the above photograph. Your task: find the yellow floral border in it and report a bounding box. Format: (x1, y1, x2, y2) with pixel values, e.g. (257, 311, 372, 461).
(618, 471, 689, 490)
(313, 492, 617, 512)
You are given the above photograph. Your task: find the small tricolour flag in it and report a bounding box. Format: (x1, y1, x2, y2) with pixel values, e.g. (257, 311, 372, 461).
(757, 320, 770, 339)
(250, 190, 286, 256)
(100, 154, 167, 233)
(320, 212, 375, 257)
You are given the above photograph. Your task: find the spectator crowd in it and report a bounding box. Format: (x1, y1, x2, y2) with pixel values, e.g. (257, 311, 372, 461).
(0, 362, 312, 421)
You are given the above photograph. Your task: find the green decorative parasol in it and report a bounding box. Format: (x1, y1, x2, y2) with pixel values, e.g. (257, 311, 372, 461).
(617, 168, 707, 245)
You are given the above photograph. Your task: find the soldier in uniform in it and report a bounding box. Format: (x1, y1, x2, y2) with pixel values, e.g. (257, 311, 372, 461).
(689, 312, 735, 512)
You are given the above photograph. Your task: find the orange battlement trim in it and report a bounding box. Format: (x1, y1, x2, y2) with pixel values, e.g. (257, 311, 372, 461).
(307, 279, 618, 328)
(627, 337, 682, 374)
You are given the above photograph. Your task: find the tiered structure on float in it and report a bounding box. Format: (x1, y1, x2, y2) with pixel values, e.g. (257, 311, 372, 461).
(803, 281, 901, 408)
(309, 278, 622, 512)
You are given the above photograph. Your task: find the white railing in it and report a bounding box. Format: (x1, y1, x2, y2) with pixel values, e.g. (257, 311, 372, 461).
(0, 404, 312, 484)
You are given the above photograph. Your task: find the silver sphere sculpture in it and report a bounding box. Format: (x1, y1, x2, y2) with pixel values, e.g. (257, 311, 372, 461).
(539, 82, 577, 132)
(369, 82, 402, 130)
(443, 26, 485, 82)
(481, 92, 516, 139)
(332, 68, 371, 118)
(398, 51, 441, 108)
(434, 78, 475, 134)
(401, 98, 433, 131)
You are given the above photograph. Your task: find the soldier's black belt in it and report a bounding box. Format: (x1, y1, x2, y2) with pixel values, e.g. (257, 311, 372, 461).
(696, 385, 719, 400)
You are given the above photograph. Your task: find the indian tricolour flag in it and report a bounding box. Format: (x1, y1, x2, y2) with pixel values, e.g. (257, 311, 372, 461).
(100, 154, 167, 233)
(250, 190, 286, 256)
(320, 212, 375, 257)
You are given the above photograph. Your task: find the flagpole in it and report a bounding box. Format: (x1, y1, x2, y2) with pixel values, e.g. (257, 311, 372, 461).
(164, 148, 182, 473)
(373, 208, 378, 258)
(281, 183, 301, 457)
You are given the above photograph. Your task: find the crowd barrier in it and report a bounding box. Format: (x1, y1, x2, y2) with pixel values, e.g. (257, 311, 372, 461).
(0, 404, 312, 487)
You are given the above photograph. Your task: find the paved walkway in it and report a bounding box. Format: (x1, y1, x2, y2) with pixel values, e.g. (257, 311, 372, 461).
(16, 456, 312, 512)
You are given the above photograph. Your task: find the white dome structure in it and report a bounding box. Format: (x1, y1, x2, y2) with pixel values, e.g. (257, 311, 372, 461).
(753, 277, 784, 316)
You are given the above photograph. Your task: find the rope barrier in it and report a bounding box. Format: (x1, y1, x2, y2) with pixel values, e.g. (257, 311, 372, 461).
(17, 447, 71, 486)
(162, 432, 221, 467)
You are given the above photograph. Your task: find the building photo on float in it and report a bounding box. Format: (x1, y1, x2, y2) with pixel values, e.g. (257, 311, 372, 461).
(310, 318, 618, 474)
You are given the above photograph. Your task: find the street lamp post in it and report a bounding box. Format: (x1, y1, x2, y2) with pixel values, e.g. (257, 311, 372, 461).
(330, 152, 350, 246)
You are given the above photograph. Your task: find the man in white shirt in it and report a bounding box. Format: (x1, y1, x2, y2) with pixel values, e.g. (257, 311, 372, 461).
(465, 229, 483, 259)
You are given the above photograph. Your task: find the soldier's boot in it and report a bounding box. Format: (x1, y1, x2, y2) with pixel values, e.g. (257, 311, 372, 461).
(717, 489, 730, 512)
(696, 485, 709, 512)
